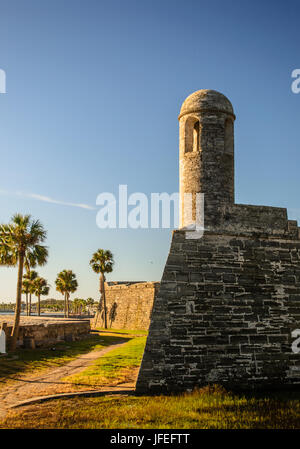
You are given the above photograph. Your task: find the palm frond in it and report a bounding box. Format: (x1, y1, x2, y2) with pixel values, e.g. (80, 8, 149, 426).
(89, 248, 114, 275)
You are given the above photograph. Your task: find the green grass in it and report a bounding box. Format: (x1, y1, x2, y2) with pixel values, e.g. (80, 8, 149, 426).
(62, 335, 147, 386)
(1, 385, 300, 429)
(1, 329, 299, 429)
(0, 331, 129, 387)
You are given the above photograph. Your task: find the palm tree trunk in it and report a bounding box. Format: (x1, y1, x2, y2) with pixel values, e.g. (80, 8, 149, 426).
(10, 249, 25, 351)
(100, 273, 107, 329)
(64, 293, 67, 318)
(25, 292, 28, 316)
(27, 267, 31, 316)
(37, 295, 41, 316)
(66, 293, 69, 318)
(29, 294, 32, 316)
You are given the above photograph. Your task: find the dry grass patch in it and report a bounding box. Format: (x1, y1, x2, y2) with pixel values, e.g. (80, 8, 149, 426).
(1, 385, 300, 429)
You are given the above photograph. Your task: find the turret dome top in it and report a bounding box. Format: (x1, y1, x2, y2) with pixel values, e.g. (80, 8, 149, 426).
(179, 89, 235, 119)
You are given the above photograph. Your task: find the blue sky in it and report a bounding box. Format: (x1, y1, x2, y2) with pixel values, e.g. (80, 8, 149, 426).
(0, 0, 300, 301)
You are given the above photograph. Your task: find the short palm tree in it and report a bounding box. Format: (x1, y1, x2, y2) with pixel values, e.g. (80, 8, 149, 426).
(86, 297, 95, 315)
(22, 276, 31, 316)
(80, 298, 87, 315)
(0, 214, 48, 351)
(55, 270, 78, 318)
(73, 298, 80, 315)
(23, 245, 48, 315)
(89, 249, 114, 329)
(32, 277, 50, 316)
(22, 270, 38, 316)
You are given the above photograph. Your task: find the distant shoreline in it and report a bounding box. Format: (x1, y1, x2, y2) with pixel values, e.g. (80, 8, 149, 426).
(0, 311, 94, 318)
(0, 311, 66, 316)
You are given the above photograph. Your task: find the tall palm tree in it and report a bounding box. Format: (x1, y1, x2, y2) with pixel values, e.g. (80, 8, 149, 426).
(32, 277, 50, 316)
(0, 214, 48, 351)
(22, 270, 38, 316)
(55, 270, 78, 318)
(89, 249, 114, 329)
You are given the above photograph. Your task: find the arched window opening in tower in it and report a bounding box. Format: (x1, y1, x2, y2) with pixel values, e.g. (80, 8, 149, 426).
(184, 116, 200, 153)
(193, 121, 200, 152)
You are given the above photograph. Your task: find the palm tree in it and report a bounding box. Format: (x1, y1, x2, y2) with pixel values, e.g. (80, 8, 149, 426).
(32, 277, 50, 316)
(86, 297, 95, 316)
(22, 270, 38, 316)
(23, 245, 48, 315)
(80, 298, 87, 315)
(55, 270, 78, 318)
(22, 276, 31, 316)
(73, 298, 80, 315)
(0, 214, 48, 351)
(89, 249, 114, 329)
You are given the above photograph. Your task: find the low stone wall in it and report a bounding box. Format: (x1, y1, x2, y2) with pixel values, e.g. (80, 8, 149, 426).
(94, 282, 160, 330)
(0, 316, 90, 349)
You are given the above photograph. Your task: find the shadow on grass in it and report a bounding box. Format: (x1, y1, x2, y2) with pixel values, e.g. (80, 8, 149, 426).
(0, 332, 131, 382)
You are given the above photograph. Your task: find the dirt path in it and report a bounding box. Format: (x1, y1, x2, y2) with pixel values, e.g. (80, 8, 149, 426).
(0, 340, 132, 419)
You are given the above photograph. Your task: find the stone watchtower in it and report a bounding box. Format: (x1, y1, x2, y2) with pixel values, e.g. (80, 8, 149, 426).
(136, 89, 300, 393)
(179, 90, 235, 228)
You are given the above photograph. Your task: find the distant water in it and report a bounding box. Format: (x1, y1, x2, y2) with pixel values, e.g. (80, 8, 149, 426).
(0, 312, 65, 317)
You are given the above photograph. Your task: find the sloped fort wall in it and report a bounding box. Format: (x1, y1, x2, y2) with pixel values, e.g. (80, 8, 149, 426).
(137, 213, 300, 392)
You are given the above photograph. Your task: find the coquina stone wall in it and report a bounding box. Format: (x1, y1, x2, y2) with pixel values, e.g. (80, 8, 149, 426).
(1, 318, 90, 349)
(137, 223, 300, 392)
(95, 282, 159, 330)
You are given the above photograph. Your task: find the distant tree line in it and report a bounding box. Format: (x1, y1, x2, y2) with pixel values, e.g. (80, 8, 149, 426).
(0, 302, 15, 311)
